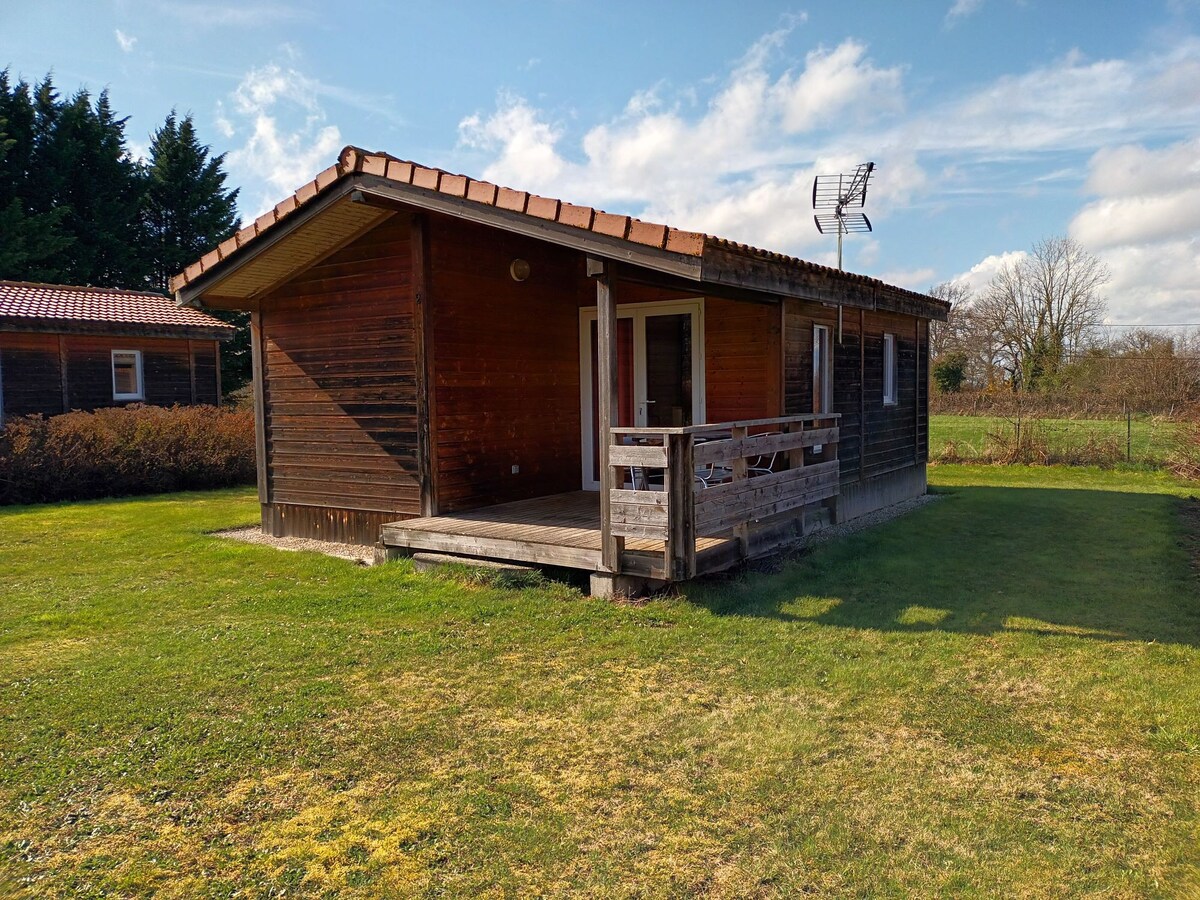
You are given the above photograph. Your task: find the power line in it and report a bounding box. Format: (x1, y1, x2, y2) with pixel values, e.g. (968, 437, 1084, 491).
(1095, 323, 1200, 328)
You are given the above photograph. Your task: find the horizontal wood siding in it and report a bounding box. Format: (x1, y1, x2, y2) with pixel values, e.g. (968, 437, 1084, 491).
(862, 310, 923, 479)
(62, 336, 192, 409)
(783, 300, 926, 483)
(782, 301, 863, 480)
(0, 331, 221, 418)
(270, 503, 398, 545)
(192, 341, 220, 405)
(260, 216, 420, 540)
(0, 332, 61, 418)
(430, 217, 587, 512)
(705, 297, 781, 423)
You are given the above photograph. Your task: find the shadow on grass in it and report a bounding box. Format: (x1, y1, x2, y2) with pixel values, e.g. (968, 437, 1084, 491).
(689, 486, 1200, 647)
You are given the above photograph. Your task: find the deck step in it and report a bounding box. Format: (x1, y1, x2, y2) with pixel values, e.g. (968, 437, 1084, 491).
(410, 551, 537, 574)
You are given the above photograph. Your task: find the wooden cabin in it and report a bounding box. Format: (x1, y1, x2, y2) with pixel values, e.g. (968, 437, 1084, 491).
(173, 147, 949, 594)
(0, 281, 234, 423)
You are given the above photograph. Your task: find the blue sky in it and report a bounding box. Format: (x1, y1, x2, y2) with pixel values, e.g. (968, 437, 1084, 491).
(4, 1, 1200, 323)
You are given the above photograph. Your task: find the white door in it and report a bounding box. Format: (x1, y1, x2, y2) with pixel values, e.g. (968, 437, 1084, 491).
(579, 299, 705, 490)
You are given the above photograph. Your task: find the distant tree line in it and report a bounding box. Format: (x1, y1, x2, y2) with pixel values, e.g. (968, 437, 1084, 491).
(0, 71, 249, 391)
(929, 236, 1199, 413)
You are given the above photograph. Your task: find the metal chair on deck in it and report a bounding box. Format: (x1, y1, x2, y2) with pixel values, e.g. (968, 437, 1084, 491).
(747, 431, 783, 477)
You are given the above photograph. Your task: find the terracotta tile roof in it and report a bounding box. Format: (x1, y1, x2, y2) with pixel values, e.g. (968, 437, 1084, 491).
(0, 281, 234, 333)
(171, 145, 948, 316)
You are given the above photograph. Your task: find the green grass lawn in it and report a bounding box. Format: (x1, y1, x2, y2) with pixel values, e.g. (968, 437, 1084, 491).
(930, 413, 1181, 464)
(1, 466, 1198, 897)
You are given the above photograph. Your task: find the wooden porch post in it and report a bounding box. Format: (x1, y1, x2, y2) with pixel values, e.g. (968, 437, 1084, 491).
(250, 310, 273, 533)
(588, 256, 620, 574)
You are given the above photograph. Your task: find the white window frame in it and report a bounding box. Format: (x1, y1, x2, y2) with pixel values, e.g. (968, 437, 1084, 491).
(111, 349, 145, 401)
(883, 333, 898, 406)
(812, 324, 832, 414)
(578, 298, 706, 491)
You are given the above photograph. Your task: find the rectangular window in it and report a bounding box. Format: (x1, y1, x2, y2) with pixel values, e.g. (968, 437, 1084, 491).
(883, 333, 898, 405)
(813, 324, 832, 413)
(112, 350, 144, 401)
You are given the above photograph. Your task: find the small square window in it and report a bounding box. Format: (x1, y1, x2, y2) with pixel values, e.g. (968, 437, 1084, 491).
(112, 350, 144, 401)
(883, 334, 898, 405)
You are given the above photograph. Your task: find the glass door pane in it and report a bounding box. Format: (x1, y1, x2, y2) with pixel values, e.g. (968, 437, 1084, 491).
(589, 317, 635, 482)
(643, 313, 692, 428)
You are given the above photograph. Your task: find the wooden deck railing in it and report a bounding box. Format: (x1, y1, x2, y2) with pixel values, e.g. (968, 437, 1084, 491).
(605, 414, 840, 580)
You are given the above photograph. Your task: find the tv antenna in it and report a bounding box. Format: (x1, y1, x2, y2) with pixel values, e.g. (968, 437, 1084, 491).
(812, 161, 875, 271)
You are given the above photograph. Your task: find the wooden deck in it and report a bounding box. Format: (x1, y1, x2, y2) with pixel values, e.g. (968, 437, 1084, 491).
(380, 491, 738, 579)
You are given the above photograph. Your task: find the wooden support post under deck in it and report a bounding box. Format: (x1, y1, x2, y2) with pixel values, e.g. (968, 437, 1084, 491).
(589, 257, 621, 574)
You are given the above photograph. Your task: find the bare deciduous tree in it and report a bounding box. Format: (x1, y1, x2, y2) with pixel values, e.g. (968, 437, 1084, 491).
(976, 236, 1109, 391)
(926, 280, 1008, 388)
(928, 280, 974, 360)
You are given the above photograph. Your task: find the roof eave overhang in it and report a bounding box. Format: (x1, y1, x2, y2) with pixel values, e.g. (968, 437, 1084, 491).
(0, 317, 234, 340)
(350, 176, 705, 281)
(177, 171, 949, 322)
(176, 178, 362, 308)
(699, 241, 950, 321)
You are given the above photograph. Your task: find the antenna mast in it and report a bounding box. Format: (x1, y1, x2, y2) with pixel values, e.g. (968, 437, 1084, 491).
(812, 161, 875, 271)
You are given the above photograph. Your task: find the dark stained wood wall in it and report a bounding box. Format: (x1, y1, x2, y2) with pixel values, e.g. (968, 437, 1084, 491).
(429, 217, 586, 512)
(705, 298, 781, 423)
(259, 216, 420, 542)
(0, 332, 221, 419)
(426, 220, 788, 515)
(783, 300, 928, 482)
(65, 336, 193, 409)
(0, 333, 61, 417)
(191, 342, 220, 404)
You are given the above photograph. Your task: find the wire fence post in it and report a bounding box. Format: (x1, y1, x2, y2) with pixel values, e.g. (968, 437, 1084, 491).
(1125, 401, 1132, 463)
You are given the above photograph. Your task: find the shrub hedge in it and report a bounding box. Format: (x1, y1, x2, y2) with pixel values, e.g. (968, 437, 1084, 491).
(0, 405, 255, 505)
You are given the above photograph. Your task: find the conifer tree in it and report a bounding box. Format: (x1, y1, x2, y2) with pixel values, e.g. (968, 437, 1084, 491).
(142, 111, 246, 390)
(0, 71, 72, 279)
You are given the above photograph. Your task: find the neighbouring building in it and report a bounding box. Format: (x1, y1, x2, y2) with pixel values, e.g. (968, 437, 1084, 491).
(0, 281, 234, 422)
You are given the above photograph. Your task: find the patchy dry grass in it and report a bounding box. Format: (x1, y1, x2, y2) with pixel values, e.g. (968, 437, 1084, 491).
(0, 468, 1198, 897)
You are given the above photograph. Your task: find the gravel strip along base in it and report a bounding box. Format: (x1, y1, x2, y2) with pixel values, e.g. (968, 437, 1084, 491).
(213, 527, 376, 565)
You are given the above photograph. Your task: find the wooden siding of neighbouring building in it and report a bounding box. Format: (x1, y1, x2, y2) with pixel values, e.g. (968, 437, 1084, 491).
(0, 332, 221, 419)
(257, 215, 421, 544)
(0, 332, 62, 418)
(783, 300, 928, 484)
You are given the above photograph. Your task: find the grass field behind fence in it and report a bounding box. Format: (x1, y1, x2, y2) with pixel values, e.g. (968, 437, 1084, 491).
(0, 466, 1198, 896)
(930, 413, 1183, 465)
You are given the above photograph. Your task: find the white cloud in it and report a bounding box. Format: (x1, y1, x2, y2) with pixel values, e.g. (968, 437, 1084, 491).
(1066, 138, 1200, 323)
(950, 250, 1028, 295)
(222, 62, 343, 220)
(895, 39, 1200, 156)
(945, 0, 984, 25)
(877, 266, 937, 290)
(115, 29, 137, 53)
(457, 29, 913, 257)
(775, 41, 903, 132)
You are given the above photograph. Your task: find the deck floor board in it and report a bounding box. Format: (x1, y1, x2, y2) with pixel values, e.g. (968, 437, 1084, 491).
(381, 491, 733, 571)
